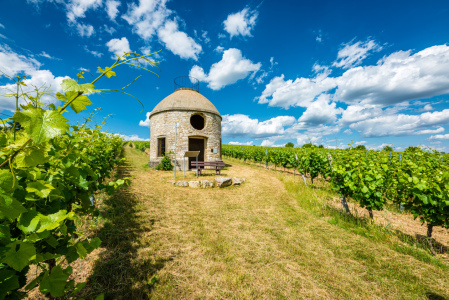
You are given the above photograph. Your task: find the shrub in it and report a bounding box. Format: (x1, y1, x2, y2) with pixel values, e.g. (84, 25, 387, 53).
(302, 142, 316, 149)
(383, 145, 393, 152)
(405, 146, 421, 153)
(155, 155, 173, 170)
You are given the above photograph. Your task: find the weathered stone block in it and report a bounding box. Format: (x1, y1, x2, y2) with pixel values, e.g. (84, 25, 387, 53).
(188, 181, 201, 188)
(201, 180, 214, 188)
(215, 177, 232, 188)
(233, 177, 246, 186)
(175, 181, 189, 187)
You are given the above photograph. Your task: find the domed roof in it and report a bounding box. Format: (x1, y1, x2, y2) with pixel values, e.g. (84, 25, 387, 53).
(149, 88, 221, 118)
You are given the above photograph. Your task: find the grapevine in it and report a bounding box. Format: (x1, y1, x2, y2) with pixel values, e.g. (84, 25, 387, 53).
(223, 144, 449, 252)
(0, 51, 158, 298)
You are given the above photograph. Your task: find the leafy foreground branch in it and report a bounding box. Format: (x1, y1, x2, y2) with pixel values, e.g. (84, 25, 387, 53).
(0, 52, 158, 299)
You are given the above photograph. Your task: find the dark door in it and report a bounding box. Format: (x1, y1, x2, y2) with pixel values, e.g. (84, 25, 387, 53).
(189, 138, 204, 169)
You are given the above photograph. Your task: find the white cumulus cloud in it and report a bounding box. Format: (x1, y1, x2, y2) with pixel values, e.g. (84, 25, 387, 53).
(259, 44, 449, 109)
(139, 112, 151, 127)
(84, 45, 103, 57)
(122, 1, 200, 60)
(336, 45, 449, 105)
(298, 94, 342, 124)
(189, 48, 261, 90)
(333, 39, 382, 69)
(0, 45, 68, 112)
(115, 133, 150, 141)
(429, 133, 449, 140)
(339, 104, 383, 125)
(260, 139, 286, 147)
(122, 0, 171, 40)
(67, 0, 102, 23)
(157, 20, 202, 60)
(222, 114, 296, 138)
(223, 7, 258, 38)
(229, 141, 254, 145)
(349, 109, 449, 137)
(105, 0, 120, 20)
(76, 23, 95, 37)
(106, 37, 131, 58)
(257, 71, 336, 109)
(415, 127, 444, 135)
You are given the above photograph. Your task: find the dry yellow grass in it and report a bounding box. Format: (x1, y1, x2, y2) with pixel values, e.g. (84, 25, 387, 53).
(76, 147, 449, 299)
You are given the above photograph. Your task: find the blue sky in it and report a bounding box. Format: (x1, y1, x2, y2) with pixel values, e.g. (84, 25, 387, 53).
(1, 0, 449, 151)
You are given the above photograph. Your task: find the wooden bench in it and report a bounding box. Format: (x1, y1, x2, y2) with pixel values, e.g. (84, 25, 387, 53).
(191, 161, 225, 176)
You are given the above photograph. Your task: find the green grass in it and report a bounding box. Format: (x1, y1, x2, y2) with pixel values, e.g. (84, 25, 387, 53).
(281, 174, 449, 271)
(75, 149, 449, 299)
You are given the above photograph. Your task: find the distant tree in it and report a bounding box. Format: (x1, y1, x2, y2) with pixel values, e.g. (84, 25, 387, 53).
(355, 145, 366, 150)
(405, 146, 420, 153)
(285, 142, 294, 148)
(302, 142, 316, 149)
(318, 144, 324, 148)
(382, 145, 393, 152)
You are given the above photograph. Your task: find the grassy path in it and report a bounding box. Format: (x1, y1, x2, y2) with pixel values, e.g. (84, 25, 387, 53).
(83, 147, 449, 299)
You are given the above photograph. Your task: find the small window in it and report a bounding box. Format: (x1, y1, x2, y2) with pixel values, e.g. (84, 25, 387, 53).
(190, 114, 205, 130)
(157, 138, 166, 157)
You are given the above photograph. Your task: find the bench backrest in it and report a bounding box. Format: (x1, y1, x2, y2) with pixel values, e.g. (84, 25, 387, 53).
(191, 161, 225, 167)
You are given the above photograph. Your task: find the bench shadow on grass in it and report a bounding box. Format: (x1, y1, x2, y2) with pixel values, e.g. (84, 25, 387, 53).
(82, 158, 171, 299)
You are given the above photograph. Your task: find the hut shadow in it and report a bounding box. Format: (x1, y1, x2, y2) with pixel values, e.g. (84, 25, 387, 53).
(81, 158, 171, 299)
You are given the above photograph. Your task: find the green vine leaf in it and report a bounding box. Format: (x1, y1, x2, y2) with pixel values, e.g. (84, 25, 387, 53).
(15, 148, 47, 168)
(0, 195, 27, 221)
(0, 224, 11, 245)
(0, 170, 14, 192)
(37, 210, 73, 233)
(75, 242, 87, 259)
(70, 95, 93, 114)
(39, 266, 70, 297)
(95, 294, 105, 300)
(2, 241, 36, 271)
(18, 210, 41, 234)
(57, 91, 93, 114)
(0, 269, 20, 298)
(26, 181, 55, 198)
(0, 134, 7, 147)
(13, 107, 69, 144)
(97, 66, 116, 78)
(61, 78, 95, 93)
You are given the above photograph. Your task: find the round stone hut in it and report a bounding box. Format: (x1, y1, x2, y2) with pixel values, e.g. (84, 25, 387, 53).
(148, 77, 222, 170)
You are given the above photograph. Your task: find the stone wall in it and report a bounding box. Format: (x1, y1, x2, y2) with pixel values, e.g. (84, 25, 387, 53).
(149, 110, 222, 169)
